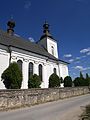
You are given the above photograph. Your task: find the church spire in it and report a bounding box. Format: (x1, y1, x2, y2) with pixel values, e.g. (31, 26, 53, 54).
(43, 21, 50, 35)
(38, 22, 58, 58)
(40, 21, 53, 40)
(7, 19, 15, 35)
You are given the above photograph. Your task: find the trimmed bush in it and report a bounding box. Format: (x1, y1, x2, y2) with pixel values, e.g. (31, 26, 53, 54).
(64, 76, 72, 87)
(73, 77, 81, 87)
(49, 73, 60, 88)
(28, 74, 41, 88)
(1, 62, 22, 89)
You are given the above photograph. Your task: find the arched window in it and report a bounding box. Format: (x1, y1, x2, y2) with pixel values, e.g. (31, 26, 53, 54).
(39, 64, 43, 81)
(51, 46, 54, 55)
(53, 68, 57, 74)
(17, 60, 22, 71)
(28, 62, 33, 78)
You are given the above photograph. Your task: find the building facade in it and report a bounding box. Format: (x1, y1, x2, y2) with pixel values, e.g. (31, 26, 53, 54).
(0, 20, 69, 89)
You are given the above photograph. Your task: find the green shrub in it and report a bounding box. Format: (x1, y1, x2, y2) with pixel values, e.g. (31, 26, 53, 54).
(64, 76, 72, 87)
(73, 77, 81, 87)
(28, 74, 41, 88)
(74, 73, 90, 87)
(79, 71, 86, 86)
(1, 62, 22, 89)
(49, 73, 60, 88)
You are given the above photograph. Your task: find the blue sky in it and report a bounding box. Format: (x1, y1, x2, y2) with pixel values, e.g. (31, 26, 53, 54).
(0, 0, 90, 79)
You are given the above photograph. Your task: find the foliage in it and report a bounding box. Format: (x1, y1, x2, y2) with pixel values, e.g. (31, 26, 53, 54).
(80, 71, 84, 79)
(73, 72, 90, 87)
(60, 77, 64, 83)
(28, 74, 41, 88)
(49, 73, 60, 88)
(1, 62, 22, 89)
(79, 72, 85, 86)
(64, 76, 72, 87)
(73, 77, 81, 87)
(85, 73, 90, 86)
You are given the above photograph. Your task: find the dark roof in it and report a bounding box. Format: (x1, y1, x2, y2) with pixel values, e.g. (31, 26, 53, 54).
(40, 33, 54, 40)
(0, 29, 68, 64)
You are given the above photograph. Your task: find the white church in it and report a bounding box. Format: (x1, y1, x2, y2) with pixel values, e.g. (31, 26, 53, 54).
(0, 20, 69, 89)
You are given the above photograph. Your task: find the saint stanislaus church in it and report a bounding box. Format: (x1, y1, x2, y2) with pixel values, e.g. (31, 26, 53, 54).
(0, 20, 69, 89)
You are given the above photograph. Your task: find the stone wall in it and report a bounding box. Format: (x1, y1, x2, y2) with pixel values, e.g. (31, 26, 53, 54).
(0, 87, 89, 110)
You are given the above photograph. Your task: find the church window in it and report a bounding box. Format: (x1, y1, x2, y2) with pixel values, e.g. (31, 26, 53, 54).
(39, 64, 43, 81)
(53, 68, 57, 74)
(17, 60, 22, 71)
(29, 62, 33, 78)
(51, 46, 54, 55)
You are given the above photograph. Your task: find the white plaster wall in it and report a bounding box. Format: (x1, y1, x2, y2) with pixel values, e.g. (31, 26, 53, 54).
(0, 48, 9, 89)
(11, 48, 48, 89)
(12, 47, 59, 89)
(0, 45, 69, 89)
(59, 63, 69, 79)
(44, 60, 60, 88)
(47, 38, 58, 58)
(38, 37, 58, 59)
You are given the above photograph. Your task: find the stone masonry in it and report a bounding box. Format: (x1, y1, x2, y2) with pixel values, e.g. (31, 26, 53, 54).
(0, 87, 89, 110)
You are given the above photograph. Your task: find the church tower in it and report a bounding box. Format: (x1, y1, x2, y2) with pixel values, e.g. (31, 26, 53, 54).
(38, 22, 58, 58)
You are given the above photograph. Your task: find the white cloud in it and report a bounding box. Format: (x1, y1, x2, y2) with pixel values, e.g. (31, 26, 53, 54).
(80, 47, 90, 53)
(75, 61, 80, 64)
(74, 55, 86, 63)
(68, 59, 74, 63)
(28, 37, 35, 42)
(73, 73, 77, 75)
(76, 57, 81, 60)
(82, 56, 86, 58)
(83, 67, 90, 71)
(74, 66, 90, 71)
(24, 1, 31, 9)
(87, 52, 90, 55)
(74, 66, 84, 71)
(63, 54, 72, 58)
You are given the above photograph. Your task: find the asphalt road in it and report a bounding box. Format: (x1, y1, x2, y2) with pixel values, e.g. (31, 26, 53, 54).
(0, 94, 90, 120)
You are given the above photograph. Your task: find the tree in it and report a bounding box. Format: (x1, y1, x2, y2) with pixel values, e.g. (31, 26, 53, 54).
(73, 77, 80, 87)
(80, 71, 84, 79)
(79, 71, 85, 86)
(85, 73, 90, 86)
(64, 76, 72, 87)
(79, 72, 88, 86)
(49, 73, 60, 88)
(73, 73, 90, 87)
(1, 62, 22, 89)
(86, 73, 89, 79)
(28, 74, 41, 88)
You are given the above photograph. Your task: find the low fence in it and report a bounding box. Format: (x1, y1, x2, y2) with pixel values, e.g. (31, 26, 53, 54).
(0, 87, 89, 110)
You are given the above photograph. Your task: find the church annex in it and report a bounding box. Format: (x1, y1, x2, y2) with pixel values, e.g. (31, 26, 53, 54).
(0, 20, 69, 89)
